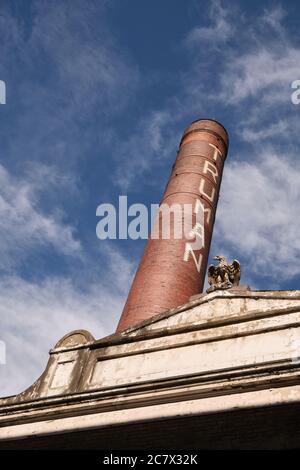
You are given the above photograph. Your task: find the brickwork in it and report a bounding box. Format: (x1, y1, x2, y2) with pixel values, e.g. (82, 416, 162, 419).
(117, 119, 228, 331)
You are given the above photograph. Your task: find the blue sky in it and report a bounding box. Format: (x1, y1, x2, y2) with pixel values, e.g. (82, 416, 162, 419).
(1, 0, 300, 396)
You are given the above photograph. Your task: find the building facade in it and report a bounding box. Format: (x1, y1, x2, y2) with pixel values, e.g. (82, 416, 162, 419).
(1, 288, 300, 449)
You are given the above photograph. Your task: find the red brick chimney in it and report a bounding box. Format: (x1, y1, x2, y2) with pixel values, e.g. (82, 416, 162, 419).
(116, 119, 228, 332)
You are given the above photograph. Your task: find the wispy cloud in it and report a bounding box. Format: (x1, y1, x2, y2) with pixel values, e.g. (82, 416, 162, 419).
(220, 47, 300, 105)
(261, 4, 287, 35)
(240, 119, 289, 142)
(186, 0, 234, 45)
(214, 149, 300, 282)
(0, 163, 81, 272)
(0, 245, 134, 397)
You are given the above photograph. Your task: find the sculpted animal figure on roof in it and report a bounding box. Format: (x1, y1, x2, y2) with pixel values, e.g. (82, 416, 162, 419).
(207, 255, 241, 293)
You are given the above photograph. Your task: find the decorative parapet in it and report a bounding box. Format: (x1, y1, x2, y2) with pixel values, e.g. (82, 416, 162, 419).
(1, 289, 300, 442)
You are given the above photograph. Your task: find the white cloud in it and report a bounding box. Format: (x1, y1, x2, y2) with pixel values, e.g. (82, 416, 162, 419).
(221, 47, 300, 104)
(182, 3, 296, 116)
(261, 4, 287, 34)
(214, 149, 300, 281)
(186, 0, 233, 45)
(240, 119, 289, 142)
(0, 246, 134, 397)
(0, 163, 81, 272)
